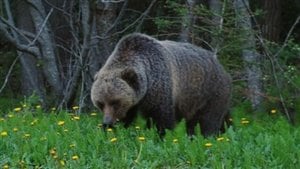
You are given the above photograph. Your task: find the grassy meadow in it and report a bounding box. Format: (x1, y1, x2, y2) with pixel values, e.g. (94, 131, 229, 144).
(1, 104, 300, 168)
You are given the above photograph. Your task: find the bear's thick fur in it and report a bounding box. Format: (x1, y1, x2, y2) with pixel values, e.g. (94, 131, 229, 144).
(91, 33, 231, 137)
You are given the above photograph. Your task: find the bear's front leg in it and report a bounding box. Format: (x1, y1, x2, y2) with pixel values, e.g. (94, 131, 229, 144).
(151, 105, 176, 139)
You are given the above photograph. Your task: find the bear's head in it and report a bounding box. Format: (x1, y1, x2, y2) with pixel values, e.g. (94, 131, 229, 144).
(91, 68, 145, 127)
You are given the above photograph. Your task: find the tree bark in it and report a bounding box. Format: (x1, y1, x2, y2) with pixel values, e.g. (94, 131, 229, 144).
(234, 0, 263, 110)
(27, 0, 63, 99)
(261, 0, 281, 42)
(208, 0, 224, 54)
(179, 0, 198, 42)
(10, 0, 46, 104)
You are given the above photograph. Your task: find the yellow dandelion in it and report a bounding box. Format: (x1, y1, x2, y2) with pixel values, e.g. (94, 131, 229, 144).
(64, 129, 69, 132)
(58, 121, 65, 126)
(1, 131, 8, 137)
(271, 109, 277, 114)
(51, 107, 56, 111)
(110, 137, 117, 142)
(97, 124, 103, 128)
(0, 118, 4, 121)
(49, 148, 56, 155)
(36, 105, 41, 109)
(40, 136, 47, 141)
(60, 160, 65, 166)
(13, 128, 18, 132)
(90, 112, 97, 116)
(204, 142, 213, 147)
(173, 139, 178, 143)
(72, 116, 80, 120)
(14, 107, 22, 112)
(2, 164, 9, 169)
(69, 143, 76, 148)
(241, 120, 250, 124)
(135, 126, 140, 130)
(138, 137, 145, 141)
(23, 133, 30, 138)
(72, 155, 79, 160)
(217, 137, 225, 141)
(30, 119, 38, 126)
(8, 114, 14, 118)
(22, 104, 27, 108)
(53, 155, 58, 159)
(107, 128, 113, 132)
(72, 106, 79, 110)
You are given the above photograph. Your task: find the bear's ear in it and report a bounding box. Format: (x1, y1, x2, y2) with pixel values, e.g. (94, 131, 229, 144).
(93, 71, 99, 81)
(121, 68, 139, 91)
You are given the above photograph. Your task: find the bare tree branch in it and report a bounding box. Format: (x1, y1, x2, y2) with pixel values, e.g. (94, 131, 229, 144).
(274, 15, 300, 58)
(0, 56, 19, 95)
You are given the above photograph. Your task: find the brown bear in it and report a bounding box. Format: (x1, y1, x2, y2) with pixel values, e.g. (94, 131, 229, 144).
(91, 33, 231, 137)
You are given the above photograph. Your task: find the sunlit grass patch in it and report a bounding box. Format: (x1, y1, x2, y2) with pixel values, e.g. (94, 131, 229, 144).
(0, 105, 299, 168)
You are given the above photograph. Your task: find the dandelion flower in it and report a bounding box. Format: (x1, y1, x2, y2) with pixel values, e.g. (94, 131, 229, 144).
(49, 148, 56, 155)
(69, 143, 76, 148)
(14, 107, 22, 112)
(30, 119, 38, 126)
(58, 121, 65, 126)
(241, 118, 247, 121)
(271, 109, 277, 114)
(60, 160, 65, 166)
(107, 128, 113, 132)
(64, 129, 69, 132)
(241, 120, 250, 124)
(36, 105, 41, 109)
(40, 136, 47, 141)
(51, 107, 56, 111)
(217, 137, 224, 141)
(8, 114, 14, 118)
(135, 126, 140, 130)
(13, 128, 18, 132)
(204, 142, 213, 147)
(72, 155, 79, 160)
(72, 116, 80, 120)
(22, 104, 27, 108)
(72, 106, 79, 110)
(90, 112, 97, 116)
(0, 118, 4, 122)
(110, 138, 117, 143)
(173, 139, 178, 143)
(2, 164, 9, 169)
(138, 137, 145, 141)
(1, 131, 8, 137)
(23, 133, 30, 138)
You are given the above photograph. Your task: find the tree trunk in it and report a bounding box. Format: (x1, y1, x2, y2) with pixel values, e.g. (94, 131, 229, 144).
(179, 0, 198, 42)
(27, 0, 63, 99)
(261, 0, 281, 42)
(208, 0, 224, 54)
(234, 0, 263, 110)
(13, 0, 46, 104)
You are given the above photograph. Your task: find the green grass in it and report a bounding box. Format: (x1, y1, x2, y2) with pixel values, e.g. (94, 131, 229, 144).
(0, 105, 300, 168)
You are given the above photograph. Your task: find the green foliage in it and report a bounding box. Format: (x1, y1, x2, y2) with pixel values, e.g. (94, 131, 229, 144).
(1, 103, 300, 168)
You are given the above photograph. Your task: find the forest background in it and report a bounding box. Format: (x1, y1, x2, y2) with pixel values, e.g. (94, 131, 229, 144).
(0, 0, 299, 123)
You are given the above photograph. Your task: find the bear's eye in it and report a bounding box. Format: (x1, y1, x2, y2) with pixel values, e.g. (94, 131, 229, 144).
(109, 100, 120, 107)
(97, 102, 104, 110)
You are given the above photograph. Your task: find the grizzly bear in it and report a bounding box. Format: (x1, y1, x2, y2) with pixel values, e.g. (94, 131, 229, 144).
(91, 33, 231, 137)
